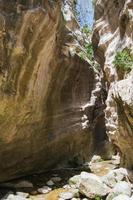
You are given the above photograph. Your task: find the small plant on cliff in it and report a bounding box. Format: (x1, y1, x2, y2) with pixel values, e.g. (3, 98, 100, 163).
(85, 43, 94, 61)
(95, 196, 103, 200)
(78, 43, 94, 62)
(81, 25, 92, 35)
(113, 48, 133, 71)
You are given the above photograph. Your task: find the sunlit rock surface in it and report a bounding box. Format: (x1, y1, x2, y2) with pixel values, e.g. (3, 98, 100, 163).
(93, 0, 133, 168)
(0, 0, 105, 181)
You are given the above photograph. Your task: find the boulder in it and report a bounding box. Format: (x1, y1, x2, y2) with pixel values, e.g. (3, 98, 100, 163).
(106, 181, 132, 200)
(69, 175, 81, 187)
(79, 172, 110, 198)
(102, 168, 128, 188)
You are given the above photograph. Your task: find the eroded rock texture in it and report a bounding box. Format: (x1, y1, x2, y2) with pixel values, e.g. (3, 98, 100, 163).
(0, 0, 105, 181)
(93, 0, 133, 168)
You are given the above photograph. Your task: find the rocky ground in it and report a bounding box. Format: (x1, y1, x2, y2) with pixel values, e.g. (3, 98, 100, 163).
(0, 155, 133, 200)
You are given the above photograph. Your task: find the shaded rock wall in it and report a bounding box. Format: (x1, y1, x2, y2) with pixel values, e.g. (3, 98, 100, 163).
(93, 0, 133, 168)
(0, 0, 105, 181)
(110, 71, 133, 168)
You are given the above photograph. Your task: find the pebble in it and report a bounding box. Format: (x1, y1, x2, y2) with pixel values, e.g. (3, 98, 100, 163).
(16, 192, 29, 198)
(68, 188, 79, 198)
(29, 190, 38, 195)
(46, 180, 54, 186)
(15, 180, 33, 188)
(52, 174, 58, 177)
(37, 186, 52, 194)
(63, 184, 71, 189)
(90, 155, 102, 163)
(51, 176, 62, 182)
(59, 191, 74, 199)
(70, 184, 77, 189)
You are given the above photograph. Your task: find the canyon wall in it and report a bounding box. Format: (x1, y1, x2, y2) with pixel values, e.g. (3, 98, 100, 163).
(93, 0, 133, 168)
(0, 0, 105, 181)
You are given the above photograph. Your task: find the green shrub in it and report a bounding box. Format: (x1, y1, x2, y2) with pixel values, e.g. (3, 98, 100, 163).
(95, 196, 103, 200)
(81, 25, 92, 35)
(78, 42, 99, 72)
(78, 43, 94, 61)
(113, 49, 133, 71)
(79, 51, 86, 60)
(85, 43, 94, 61)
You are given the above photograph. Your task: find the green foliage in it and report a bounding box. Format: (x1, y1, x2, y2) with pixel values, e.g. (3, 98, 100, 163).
(84, 43, 94, 61)
(78, 43, 94, 62)
(94, 196, 103, 200)
(81, 25, 92, 35)
(78, 42, 99, 72)
(113, 49, 133, 71)
(79, 52, 86, 60)
(78, 42, 94, 62)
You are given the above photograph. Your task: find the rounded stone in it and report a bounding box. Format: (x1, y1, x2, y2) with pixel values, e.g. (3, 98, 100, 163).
(16, 192, 29, 198)
(113, 181, 131, 197)
(59, 191, 74, 199)
(112, 194, 131, 200)
(46, 180, 54, 186)
(37, 186, 52, 194)
(51, 176, 62, 182)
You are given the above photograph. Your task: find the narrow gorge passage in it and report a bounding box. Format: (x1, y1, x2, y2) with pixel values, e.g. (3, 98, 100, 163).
(0, 0, 133, 200)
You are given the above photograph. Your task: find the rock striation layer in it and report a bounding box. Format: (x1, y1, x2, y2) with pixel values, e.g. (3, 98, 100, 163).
(93, 0, 133, 168)
(0, 0, 105, 181)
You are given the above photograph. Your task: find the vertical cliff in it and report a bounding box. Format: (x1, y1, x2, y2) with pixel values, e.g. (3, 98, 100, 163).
(93, 0, 133, 168)
(0, 0, 106, 181)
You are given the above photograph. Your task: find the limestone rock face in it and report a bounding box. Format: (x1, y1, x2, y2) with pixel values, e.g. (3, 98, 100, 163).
(0, 0, 105, 181)
(110, 71, 133, 167)
(93, 0, 133, 168)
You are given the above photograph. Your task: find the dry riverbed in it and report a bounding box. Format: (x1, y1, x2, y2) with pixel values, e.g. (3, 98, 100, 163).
(1, 155, 133, 200)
